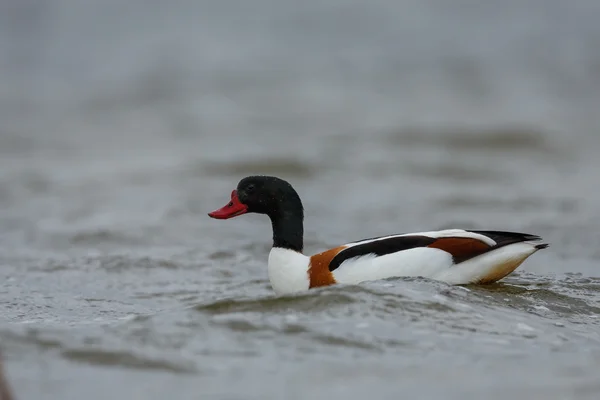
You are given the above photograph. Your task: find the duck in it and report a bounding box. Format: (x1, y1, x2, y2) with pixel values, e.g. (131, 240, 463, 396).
(208, 175, 548, 295)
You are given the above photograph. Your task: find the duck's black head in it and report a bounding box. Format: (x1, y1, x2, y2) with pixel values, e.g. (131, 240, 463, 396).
(208, 176, 303, 220)
(208, 176, 304, 251)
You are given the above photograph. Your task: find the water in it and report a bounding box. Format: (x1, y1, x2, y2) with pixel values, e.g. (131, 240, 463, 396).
(1, 1, 600, 399)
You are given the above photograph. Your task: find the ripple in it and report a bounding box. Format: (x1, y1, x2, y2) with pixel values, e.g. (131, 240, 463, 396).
(99, 256, 180, 272)
(0, 329, 63, 350)
(207, 311, 382, 352)
(133, 289, 200, 300)
(29, 262, 74, 273)
(70, 230, 137, 245)
(404, 163, 505, 182)
(387, 126, 552, 152)
(202, 158, 315, 178)
(469, 275, 600, 321)
(208, 250, 237, 260)
(194, 290, 361, 315)
(436, 196, 541, 210)
(436, 196, 578, 212)
(309, 333, 380, 351)
(212, 318, 264, 332)
(61, 348, 196, 373)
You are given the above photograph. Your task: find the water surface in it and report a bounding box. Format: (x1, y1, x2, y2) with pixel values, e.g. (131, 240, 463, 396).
(1, 1, 600, 399)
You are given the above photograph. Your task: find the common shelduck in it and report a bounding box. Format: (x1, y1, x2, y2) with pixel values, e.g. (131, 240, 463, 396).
(208, 176, 548, 295)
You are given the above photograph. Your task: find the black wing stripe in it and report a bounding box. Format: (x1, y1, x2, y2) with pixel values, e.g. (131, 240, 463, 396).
(329, 230, 544, 272)
(328, 235, 436, 272)
(467, 230, 542, 247)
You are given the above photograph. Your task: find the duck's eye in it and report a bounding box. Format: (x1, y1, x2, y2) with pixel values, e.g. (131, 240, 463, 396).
(228, 202, 233, 207)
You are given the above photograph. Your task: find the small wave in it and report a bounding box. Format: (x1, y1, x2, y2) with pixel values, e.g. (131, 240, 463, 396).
(194, 281, 464, 321)
(207, 309, 382, 352)
(70, 230, 138, 246)
(404, 163, 505, 182)
(98, 255, 180, 272)
(29, 262, 74, 273)
(61, 348, 196, 373)
(208, 250, 237, 260)
(309, 333, 380, 351)
(0, 329, 63, 351)
(436, 195, 578, 213)
(132, 289, 200, 300)
(202, 158, 315, 179)
(436, 196, 541, 210)
(194, 290, 361, 315)
(387, 126, 552, 152)
(561, 273, 600, 288)
(469, 274, 600, 322)
(211, 318, 265, 333)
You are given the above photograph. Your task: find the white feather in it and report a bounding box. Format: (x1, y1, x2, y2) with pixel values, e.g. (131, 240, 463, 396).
(431, 241, 540, 284)
(268, 248, 310, 295)
(332, 247, 453, 284)
(346, 229, 497, 247)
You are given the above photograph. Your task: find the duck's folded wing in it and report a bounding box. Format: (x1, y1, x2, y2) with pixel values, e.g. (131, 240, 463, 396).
(329, 229, 544, 271)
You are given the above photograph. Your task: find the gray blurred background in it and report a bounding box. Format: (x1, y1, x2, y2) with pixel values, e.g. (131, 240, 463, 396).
(1, 1, 600, 399)
(2, 0, 600, 256)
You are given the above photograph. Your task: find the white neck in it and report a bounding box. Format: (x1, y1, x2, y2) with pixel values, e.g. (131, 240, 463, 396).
(267, 247, 310, 295)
